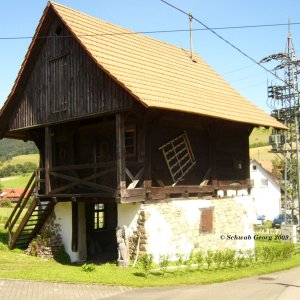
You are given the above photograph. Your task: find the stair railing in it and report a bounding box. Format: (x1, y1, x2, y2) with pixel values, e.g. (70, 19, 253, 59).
(4, 171, 36, 233)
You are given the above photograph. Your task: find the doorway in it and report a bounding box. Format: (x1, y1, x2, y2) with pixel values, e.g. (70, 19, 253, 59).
(85, 201, 118, 262)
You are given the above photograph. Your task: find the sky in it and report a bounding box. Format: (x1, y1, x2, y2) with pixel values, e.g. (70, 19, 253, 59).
(0, 0, 300, 114)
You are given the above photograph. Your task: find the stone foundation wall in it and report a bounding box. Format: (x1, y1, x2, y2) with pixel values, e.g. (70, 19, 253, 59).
(26, 211, 62, 259)
(120, 196, 256, 262)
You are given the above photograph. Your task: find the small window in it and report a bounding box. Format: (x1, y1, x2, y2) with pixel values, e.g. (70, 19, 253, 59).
(261, 179, 268, 187)
(94, 203, 105, 230)
(125, 125, 136, 158)
(200, 207, 214, 233)
(55, 26, 62, 36)
(252, 165, 257, 171)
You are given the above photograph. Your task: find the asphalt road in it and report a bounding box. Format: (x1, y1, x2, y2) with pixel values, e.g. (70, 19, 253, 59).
(110, 266, 300, 300)
(1, 266, 300, 300)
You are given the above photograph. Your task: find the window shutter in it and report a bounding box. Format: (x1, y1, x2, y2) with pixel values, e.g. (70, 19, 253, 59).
(200, 207, 213, 233)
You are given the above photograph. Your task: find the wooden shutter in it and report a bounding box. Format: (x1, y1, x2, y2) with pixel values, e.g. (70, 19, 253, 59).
(200, 207, 214, 233)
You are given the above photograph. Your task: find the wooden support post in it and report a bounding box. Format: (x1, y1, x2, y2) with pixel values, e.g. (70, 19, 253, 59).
(71, 197, 78, 252)
(144, 116, 152, 189)
(116, 113, 126, 190)
(207, 124, 218, 188)
(244, 129, 252, 189)
(45, 127, 52, 195)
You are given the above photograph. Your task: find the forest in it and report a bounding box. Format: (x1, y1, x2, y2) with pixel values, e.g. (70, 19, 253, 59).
(0, 138, 38, 162)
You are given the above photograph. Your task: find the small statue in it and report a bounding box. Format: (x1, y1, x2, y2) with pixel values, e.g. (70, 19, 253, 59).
(116, 225, 129, 267)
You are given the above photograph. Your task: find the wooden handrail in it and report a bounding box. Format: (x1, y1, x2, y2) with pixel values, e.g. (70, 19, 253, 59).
(4, 172, 35, 229)
(48, 161, 116, 172)
(7, 183, 36, 231)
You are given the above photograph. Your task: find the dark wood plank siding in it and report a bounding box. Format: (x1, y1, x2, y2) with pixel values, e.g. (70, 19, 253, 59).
(149, 113, 210, 187)
(215, 124, 250, 185)
(9, 18, 133, 131)
(144, 111, 251, 187)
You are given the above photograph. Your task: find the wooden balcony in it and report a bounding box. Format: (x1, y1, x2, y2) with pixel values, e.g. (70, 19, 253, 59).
(37, 162, 118, 199)
(35, 161, 250, 203)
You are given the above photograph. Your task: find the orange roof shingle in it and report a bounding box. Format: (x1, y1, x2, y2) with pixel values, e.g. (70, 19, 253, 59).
(1, 2, 287, 130)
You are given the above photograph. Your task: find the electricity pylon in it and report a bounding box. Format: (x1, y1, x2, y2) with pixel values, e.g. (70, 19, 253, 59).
(261, 25, 300, 231)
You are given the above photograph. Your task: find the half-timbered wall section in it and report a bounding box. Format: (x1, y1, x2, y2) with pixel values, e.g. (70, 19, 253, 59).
(8, 17, 134, 131)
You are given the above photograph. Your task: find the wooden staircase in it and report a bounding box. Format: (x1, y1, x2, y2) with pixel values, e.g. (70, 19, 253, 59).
(4, 172, 55, 250)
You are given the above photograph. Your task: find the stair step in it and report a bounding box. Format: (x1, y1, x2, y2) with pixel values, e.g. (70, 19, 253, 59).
(19, 234, 35, 238)
(27, 218, 42, 223)
(23, 224, 37, 227)
(16, 237, 34, 242)
(8, 195, 55, 249)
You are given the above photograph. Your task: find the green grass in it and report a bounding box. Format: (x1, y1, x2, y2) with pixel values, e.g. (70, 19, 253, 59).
(0, 173, 33, 189)
(0, 240, 299, 287)
(0, 154, 39, 169)
(0, 208, 15, 225)
(0, 208, 299, 287)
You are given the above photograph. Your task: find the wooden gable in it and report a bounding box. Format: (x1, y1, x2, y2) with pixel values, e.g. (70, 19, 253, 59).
(7, 15, 134, 133)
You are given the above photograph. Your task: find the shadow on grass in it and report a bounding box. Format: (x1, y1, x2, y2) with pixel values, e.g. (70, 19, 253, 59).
(133, 272, 147, 277)
(0, 230, 8, 245)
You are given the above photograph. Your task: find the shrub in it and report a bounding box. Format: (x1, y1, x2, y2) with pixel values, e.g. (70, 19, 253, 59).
(159, 254, 170, 275)
(235, 250, 246, 268)
(194, 251, 204, 269)
(140, 254, 153, 275)
(213, 250, 223, 269)
(205, 250, 214, 270)
(184, 250, 195, 270)
(81, 263, 96, 272)
(263, 220, 273, 229)
(280, 243, 294, 260)
(244, 249, 254, 266)
(0, 199, 13, 208)
(223, 249, 235, 268)
(175, 253, 184, 270)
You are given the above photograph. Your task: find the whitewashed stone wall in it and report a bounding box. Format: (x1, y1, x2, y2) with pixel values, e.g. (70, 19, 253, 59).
(54, 202, 86, 262)
(118, 196, 256, 262)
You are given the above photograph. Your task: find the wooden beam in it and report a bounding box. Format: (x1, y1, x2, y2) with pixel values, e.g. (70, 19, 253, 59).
(144, 115, 152, 189)
(207, 124, 218, 188)
(71, 198, 78, 252)
(200, 168, 211, 187)
(44, 127, 52, 195)
(116, 113, 126, 189)
(127, 167, 144, 189)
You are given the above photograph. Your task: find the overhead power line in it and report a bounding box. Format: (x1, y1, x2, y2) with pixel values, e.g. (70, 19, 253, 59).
(0, 22, 299, 40)
(160, 0, 286, 83)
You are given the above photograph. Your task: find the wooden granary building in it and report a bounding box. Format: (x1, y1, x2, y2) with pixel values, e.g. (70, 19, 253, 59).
(0, 2, 285, 262)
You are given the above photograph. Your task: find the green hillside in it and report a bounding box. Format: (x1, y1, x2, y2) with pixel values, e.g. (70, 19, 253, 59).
(0, 154, 39, 168)
(0, 174, 33, 189)
(0, 138, 38, 162)
(249, 127, 271, 148)
(0, 153, 39, 189)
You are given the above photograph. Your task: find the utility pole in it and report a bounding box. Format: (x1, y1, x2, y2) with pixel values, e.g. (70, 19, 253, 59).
(261, 24, 300, 234)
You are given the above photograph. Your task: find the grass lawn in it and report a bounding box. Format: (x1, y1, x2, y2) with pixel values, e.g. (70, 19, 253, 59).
(0, 249, 299, 287)
(0, 237, 299, 287)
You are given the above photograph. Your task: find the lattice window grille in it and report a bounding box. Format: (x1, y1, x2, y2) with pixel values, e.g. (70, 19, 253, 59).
(159, 132, 196, 185)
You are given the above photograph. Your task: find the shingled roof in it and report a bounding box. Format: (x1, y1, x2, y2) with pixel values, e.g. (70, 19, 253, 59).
(1, 2, 286, 130)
